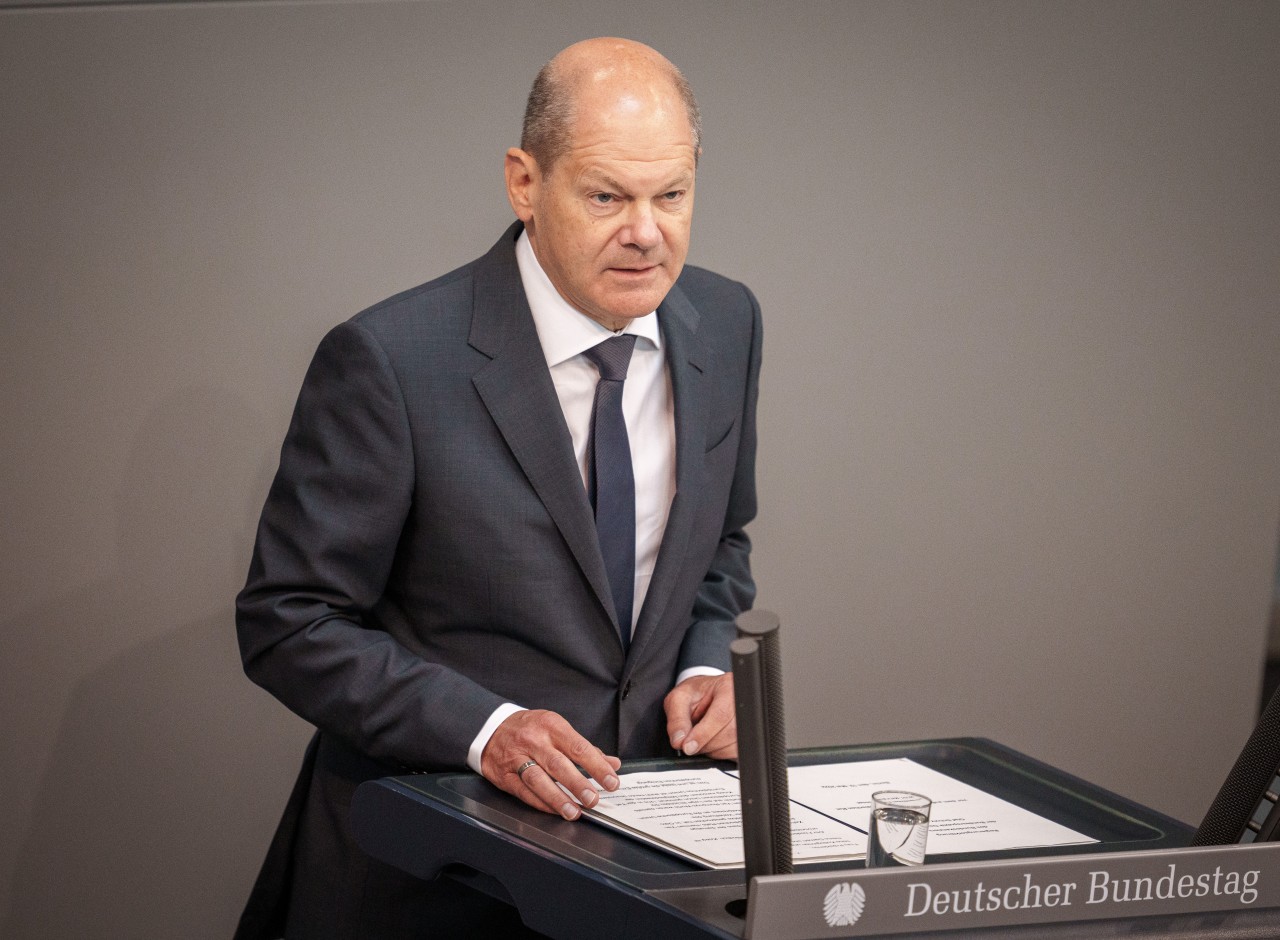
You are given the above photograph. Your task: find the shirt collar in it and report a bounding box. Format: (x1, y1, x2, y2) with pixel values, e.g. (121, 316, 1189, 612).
(516, 228, 662, 368)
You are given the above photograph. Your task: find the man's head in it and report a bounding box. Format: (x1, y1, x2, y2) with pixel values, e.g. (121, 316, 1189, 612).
(505, 38, 702, 331)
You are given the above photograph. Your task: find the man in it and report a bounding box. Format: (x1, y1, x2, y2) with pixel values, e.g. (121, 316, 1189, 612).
(236, 37, 762, 939)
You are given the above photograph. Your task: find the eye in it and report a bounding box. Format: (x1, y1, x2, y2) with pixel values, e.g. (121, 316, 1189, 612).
(590, 192, 616, 205)
(663, 190, 684, 200)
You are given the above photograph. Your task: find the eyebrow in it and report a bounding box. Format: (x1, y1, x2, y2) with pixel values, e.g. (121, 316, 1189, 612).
(587, 171, 693, 194)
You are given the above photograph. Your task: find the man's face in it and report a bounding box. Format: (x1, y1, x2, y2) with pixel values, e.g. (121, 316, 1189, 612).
(508, 90, 697, 330)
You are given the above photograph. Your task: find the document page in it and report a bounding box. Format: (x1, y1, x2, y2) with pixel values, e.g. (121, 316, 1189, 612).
(786, 758, 1097, 855)
(584, 758, 1095, 869)
(585, 768, 867, 868)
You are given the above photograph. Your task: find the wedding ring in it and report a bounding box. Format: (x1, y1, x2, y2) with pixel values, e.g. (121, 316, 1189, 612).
(515, 759, 538, 781)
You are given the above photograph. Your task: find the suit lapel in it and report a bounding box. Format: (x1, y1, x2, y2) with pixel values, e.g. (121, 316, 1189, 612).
(467, 226, 620, 635)
(629, 282, 708, 658)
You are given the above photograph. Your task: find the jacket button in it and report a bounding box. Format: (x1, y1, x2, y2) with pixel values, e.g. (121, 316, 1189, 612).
(620, 680, 632, 701)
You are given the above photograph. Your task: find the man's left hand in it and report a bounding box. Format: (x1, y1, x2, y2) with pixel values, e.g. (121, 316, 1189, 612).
(664, 672, 736, 759)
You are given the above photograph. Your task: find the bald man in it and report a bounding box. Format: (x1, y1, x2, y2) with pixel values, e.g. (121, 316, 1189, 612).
(236, 38, 762, 939)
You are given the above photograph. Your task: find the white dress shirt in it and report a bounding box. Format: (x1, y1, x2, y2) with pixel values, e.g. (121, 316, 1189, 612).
(465, 230, 719, 773)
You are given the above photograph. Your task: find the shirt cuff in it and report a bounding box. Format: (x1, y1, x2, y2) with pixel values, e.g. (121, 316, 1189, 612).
(466, 702, 527, 775)
(674, 665, 725, 687)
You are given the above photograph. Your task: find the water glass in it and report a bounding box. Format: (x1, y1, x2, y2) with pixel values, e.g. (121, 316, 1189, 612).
(866, 790, 931, 867)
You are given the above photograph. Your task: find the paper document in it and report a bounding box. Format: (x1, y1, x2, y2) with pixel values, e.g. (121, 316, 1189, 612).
(585, 768, 867, 868)
(584, 757, 1095, 869)
(786, 758, 1097, 855)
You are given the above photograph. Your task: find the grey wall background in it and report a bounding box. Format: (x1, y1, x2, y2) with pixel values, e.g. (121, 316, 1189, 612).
(1, 1, 1277, 936)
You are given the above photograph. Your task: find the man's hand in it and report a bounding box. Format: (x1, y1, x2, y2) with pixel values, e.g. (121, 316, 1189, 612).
(480, 709, 621, 820)
(664, 672, 737, 760)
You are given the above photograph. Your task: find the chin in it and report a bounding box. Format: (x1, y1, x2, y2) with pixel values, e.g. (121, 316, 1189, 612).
(598, 289, 672, 322)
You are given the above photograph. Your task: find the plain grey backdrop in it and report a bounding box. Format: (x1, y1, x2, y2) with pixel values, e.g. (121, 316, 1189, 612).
(1, 0, 1277, 936)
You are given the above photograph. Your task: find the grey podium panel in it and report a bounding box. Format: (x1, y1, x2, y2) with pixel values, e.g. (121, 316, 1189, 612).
(351, 738, 1268, 939)
(747, 842, 1280, 938)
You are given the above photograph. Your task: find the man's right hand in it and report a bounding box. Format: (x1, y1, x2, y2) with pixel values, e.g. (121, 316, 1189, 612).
(479, 709, 622, 820)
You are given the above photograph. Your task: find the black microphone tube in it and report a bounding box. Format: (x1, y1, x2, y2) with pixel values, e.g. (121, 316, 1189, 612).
(736, 608, 792, 874)
(731, 637, 775, 884)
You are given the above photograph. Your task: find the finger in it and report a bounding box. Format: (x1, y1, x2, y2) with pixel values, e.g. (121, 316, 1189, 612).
(555, 732, 622, 795)
(664, 682, 701, 750)
(514, 760, 590, 820)
(680, 678, 735, 757)
(497, 752, 595, 821)
(536, 743, 617, 811)
(689, 712, 737, 759)
(509, 763, 561, 814)
(689, 688, 714, 723)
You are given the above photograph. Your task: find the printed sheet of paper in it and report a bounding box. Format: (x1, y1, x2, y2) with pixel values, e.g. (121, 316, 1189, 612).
(785, 758, 1097, 855)
(584, 758, 1095, 869)
(585, 768, 867, 869)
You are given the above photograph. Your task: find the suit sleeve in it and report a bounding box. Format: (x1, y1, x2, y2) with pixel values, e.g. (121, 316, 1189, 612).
(677, 283, 763, 673)
(236, 320, 507, 770)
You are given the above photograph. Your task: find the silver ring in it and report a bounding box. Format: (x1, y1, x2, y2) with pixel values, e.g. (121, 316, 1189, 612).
(515, 759, 538, 781)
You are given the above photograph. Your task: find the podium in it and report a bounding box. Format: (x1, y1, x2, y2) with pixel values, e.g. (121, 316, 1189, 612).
(351, 738, 1280, 938)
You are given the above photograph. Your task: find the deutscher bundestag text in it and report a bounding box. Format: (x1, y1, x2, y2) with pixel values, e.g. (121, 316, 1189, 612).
(905, 864, 1260, 918)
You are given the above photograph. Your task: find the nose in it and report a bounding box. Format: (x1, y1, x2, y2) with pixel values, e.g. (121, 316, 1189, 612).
(620, 203, 662, 252)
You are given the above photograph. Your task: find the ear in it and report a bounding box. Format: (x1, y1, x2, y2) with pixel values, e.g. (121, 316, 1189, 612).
(504, 148, 539, 224)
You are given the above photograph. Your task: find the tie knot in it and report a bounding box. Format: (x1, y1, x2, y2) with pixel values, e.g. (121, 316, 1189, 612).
(584, 334, 637, 382)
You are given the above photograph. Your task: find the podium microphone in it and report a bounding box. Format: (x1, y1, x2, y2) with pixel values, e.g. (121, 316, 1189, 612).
(1193, 682, 1280, 845)
(732, 608, 793, 883)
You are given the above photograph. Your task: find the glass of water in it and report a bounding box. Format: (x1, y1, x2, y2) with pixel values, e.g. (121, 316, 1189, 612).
(866, 790, 931, 867)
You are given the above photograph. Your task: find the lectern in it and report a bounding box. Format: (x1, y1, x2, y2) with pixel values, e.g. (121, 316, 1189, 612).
(348, 738, 1280, 939)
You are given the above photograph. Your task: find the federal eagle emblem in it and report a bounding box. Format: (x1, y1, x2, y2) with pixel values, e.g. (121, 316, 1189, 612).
(822, 881, 867, 928)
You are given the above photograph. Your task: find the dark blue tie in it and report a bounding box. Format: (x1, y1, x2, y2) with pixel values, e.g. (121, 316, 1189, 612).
(584, 335, 638, 649)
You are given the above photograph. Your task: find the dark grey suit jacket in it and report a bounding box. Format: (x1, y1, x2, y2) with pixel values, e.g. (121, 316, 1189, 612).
(234, 222, 761, 936)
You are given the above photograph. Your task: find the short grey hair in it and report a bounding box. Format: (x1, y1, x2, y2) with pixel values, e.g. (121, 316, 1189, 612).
(520, 59, 702, 174)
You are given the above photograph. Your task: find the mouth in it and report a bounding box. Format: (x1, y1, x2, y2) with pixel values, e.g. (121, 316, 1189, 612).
(607, 264, 660, 278)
